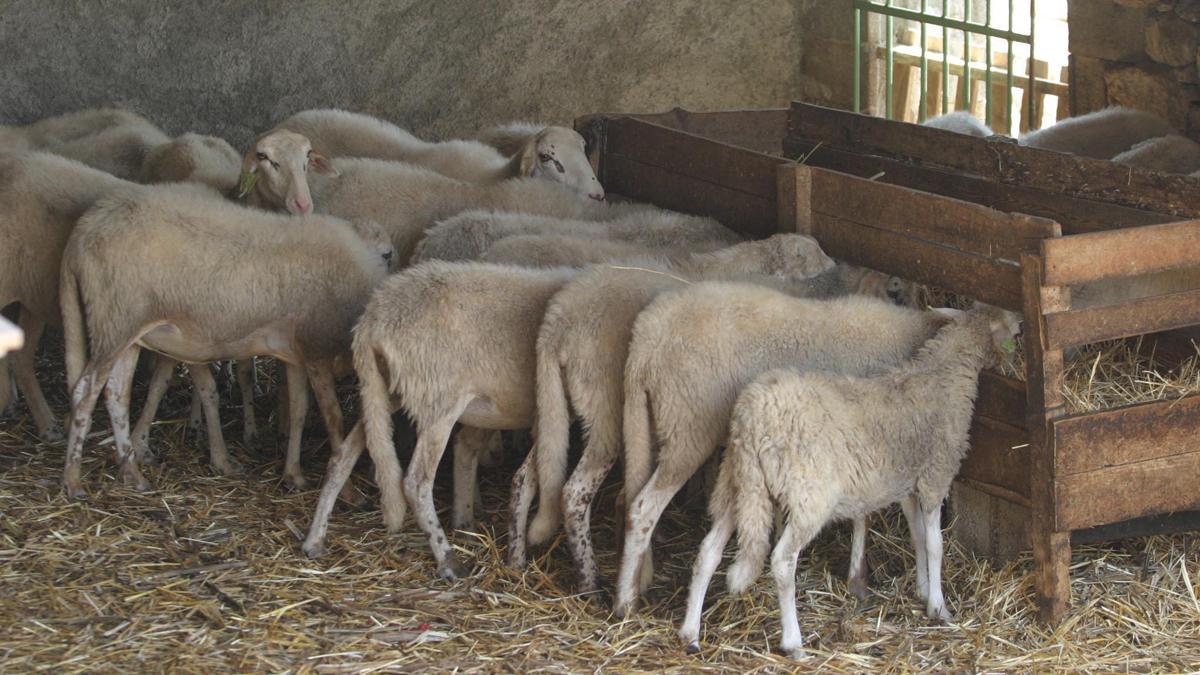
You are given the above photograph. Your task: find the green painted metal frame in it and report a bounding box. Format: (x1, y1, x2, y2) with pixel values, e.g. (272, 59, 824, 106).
(853, 0, 1039, 131)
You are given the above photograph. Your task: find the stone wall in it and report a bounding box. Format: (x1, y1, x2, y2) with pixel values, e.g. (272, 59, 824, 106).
(0, 0, 853, 148)
(1069, 0, 1200, 136)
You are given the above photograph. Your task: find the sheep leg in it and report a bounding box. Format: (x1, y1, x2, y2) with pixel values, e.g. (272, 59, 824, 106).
(404, 398, 473, 581)
(507, 455, 537, 568)
(900, 494, 929, 602)
(131, 355, 178, 465)
(0, 356, 11, 414)
(187, 386, 203, 434)
(452, 426, 492, 531)
(847, 516, 869, 600)
(303, 421, 367, 559)
(189, 365, 242, 476)
(236, 358, 258, 445)
(11, 312, 62, 442)
(278, 363, 312, 489)
(921, 502, 952, 622)
(62, 358, 120, 500)
(612, 469, 680, 618)
(773, 521, 817, 660)
(103, 346, 150, 492)
(306, 362, 363, 507)
(678, 507, 735, 652)
(561, 446, 619, 593)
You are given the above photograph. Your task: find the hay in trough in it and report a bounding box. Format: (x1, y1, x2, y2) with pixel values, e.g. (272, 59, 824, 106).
(1, 349, 1199, 672)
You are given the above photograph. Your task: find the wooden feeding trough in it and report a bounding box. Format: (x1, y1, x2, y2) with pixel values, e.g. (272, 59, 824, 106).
(576, 103, 1200, 624)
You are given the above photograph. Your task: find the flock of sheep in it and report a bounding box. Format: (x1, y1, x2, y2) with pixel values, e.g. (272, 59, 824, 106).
(0, 102, 1185, 658)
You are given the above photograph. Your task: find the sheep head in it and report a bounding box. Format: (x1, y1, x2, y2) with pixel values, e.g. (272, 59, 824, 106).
(239, 129, 336, 215)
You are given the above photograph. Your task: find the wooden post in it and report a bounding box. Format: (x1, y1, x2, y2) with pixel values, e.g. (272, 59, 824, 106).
(1021, 252, 1071, 624)
(776, 164, 813, 235)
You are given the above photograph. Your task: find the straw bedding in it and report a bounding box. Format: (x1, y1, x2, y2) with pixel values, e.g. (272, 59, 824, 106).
(1, 344, 1198, 672)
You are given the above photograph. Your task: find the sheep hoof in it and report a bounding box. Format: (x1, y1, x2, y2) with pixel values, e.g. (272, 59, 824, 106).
(120, 468, 152, 492)
(439, 558, 470, 581)
(611, 597, 635, 620)
(338, 486, 368, 509)
(40, 424, 65, 444)
(64, 482, 89, 502)
(213, 459, 244, 477)
(505, 548, 527, 570)
(848, 575, 869, 601)
(302, 540, 327, 559)
(684, 640, 701, 655)
(786, 647, 811, 662)
(284, 473, 309, 491)
(928, 604, 953, 623)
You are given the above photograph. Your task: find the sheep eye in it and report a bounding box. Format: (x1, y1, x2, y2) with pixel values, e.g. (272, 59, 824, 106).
(538, 152, 552, 163)
(256, 151, 268, 161)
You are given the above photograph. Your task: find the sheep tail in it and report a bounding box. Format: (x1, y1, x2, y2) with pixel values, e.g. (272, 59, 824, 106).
(726, 437, 773, 595)
(621, 381, 654, 517)
(353, 335, 406, 529)
(527, 343, 570, 544)
(60, 266, 87, 392)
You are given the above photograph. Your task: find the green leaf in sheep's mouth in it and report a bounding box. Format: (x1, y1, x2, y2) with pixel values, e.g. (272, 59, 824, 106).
(237, 171, 259, 198)
(1001, 338, 1017, 353)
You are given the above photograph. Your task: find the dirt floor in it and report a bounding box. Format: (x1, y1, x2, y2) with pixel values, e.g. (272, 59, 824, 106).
(0, 359, 1198, 673)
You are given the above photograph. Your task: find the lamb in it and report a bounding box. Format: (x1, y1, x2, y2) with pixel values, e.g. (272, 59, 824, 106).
(1019, 106, 1178, 159)
(1111, 135, 1200, 175)
(301, 262, 587, 578)
(480, 234, 729, 268)
(611, 285, 949, 617)
(244, 154, 649, 264)
(476, 121, 546, 157)
(236, 128, 339, 215)
(411, 209, 739, 264)
(921, 111, 994, 137)
(139, 133, 243, 192)
(0, 108, 157, 149)
(503, 235, 837, 586)
(274, 109, 603, 199)
(58, 185, 393, 499)
(48, 122, 172, 181)
(678, 305, 1020, 658)
(0, 152, 129, 441)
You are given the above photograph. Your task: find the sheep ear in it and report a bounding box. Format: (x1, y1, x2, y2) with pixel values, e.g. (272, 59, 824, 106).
(519, 142, 540, 178)
(309, 151, 338, 176)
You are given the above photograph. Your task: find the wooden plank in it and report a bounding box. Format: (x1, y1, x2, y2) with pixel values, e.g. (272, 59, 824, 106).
(1042, 219, 1200, 286)
(577, 108, 788, 155)
(782, 137, 1169, 235)
(1054, 394, 1200, 475)
(1071, 510, 1200, 545)
(605, 117, 782, 198)
(977, 371, 1028, 429)
(603, 155, 776, 239)
(1044, 288, 1200, 349)
(811, 212, 1024, 311)
(808, 166, 1057, 261)
(1056, 451, 1200, 531)
(788, 101, 1200, 218)
(776, 165, 812, 235)
(961, 416, 1031, 500)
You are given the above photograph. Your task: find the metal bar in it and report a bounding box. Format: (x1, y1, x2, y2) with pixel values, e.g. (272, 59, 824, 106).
(1028, 0, 1037, 129)
(985, 0, 993, 125)
(919, 0, 928, 121)
(962, 25, 971, 110)
(1007, 0, 1014, 134)
(942, 2, 950, 114)
(886, 0, 894, 119)
(852, 0, 1030, 43)
(854, 7, 862, 112)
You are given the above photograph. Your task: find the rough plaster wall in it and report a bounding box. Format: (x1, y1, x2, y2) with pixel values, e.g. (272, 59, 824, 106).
(0, 1, 846, 149)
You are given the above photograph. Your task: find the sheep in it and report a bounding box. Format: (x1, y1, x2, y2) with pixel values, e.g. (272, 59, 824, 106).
(678, 305, 1020, 658)
(480, 234, 727, 268)
(0, 152, 128, 441)
(611, 285, 949, 617)
(236, 128, 339, 215)
(503, 235, 837, 585)
(139, 133, 243, 192)
(0, 108, 156, 148)
(476, 121, 546, 157)
(48, 122, 172, 181)
(301, 262, 584, 578)
(1018, 106, 1178, 159)
(244, 154, 649, 265)
(1110, 134, 1200, 175)
(921, 111, 994, 137)
(411, 209, 739, 264)
(275, 109, 603, 199)
(58, 185, 393, 500)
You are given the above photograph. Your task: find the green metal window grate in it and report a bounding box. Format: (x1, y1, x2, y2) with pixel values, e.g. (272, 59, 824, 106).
(852, 0, 1065, 134)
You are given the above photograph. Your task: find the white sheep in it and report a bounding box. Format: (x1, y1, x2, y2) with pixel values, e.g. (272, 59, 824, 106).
(301, 262, 579, 578)
(921, 111, 994, 137)
(504, 236, 837, 585)
(1019, 106, 1178, 159)
(0, 152, 128, 441)
(0, 108, 157, 148)
(139, 132, 243, 192)
(612, 284, 949, 617)
(58, 184, 393, 499)
(48, 122, 172, 181)
(476, 121, 546, 157)
(275, 109, 603, 199)
(1110, 134, 1200, 175)
(411, 209, 739, 264)
(678, 305, 1020, 658)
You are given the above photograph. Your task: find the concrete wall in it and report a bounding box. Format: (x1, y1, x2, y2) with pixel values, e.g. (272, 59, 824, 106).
(0, 0, 853, 148)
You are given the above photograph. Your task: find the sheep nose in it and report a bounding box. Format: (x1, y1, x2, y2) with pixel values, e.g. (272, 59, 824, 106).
(290, 197, 313, 215)
(382, 250, 393, 262)
(588, 192, 605, 201)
